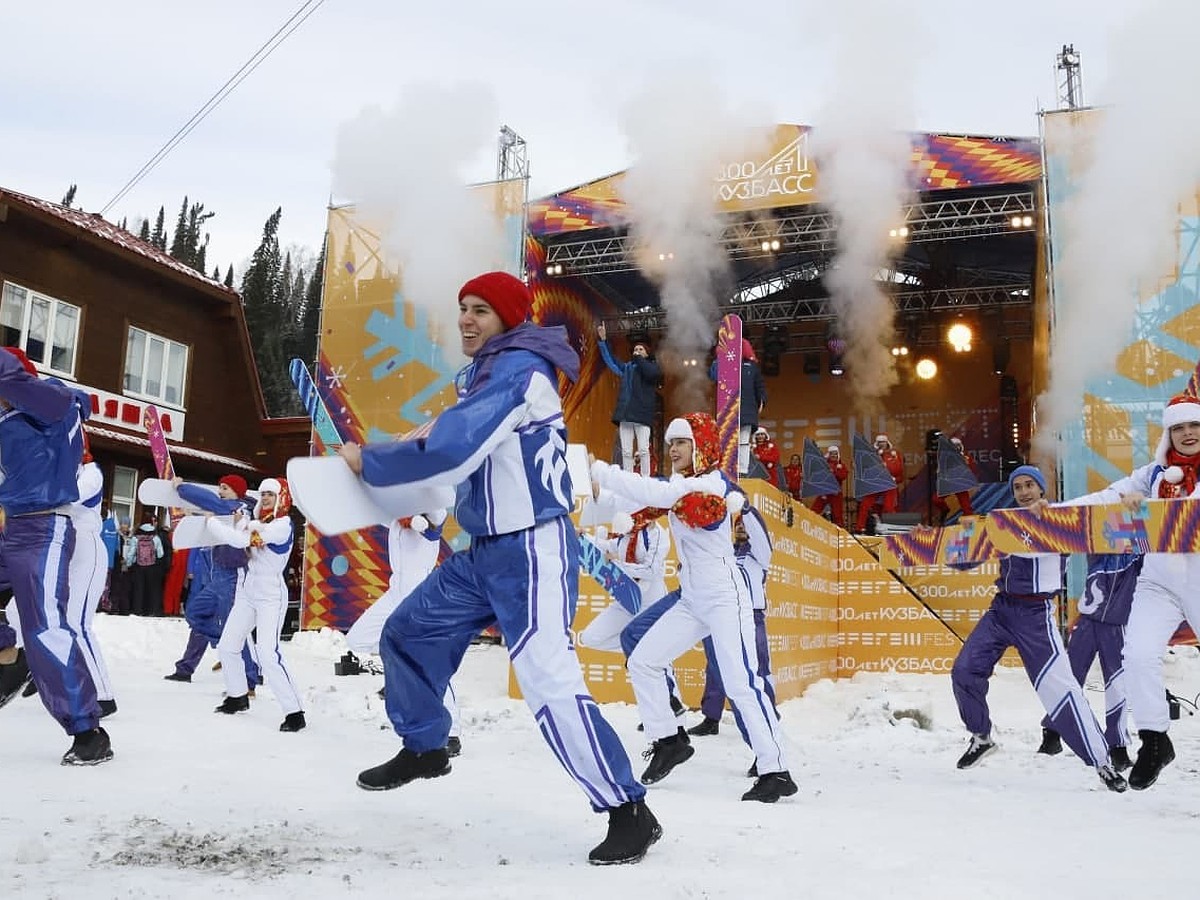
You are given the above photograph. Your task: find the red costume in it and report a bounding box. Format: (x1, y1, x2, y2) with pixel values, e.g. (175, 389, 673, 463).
(783, 456, 803, 501)
(752, 428, 782, 488)
(856, 434, 904, 532)
(811, 446, 849, 527)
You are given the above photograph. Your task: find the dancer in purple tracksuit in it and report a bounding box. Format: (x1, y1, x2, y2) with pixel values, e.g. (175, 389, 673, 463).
(1037, 553, 1140, 770)
(951, 465, 1126, 792)
(337, 272, 658, 866)
(0, 346, 112, 764)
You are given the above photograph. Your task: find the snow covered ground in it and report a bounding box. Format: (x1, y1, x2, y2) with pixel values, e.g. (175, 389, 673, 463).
(5, 615, 1200, 899)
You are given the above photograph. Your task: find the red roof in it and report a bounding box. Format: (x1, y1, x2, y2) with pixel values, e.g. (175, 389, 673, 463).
(0, 187, 236, 297)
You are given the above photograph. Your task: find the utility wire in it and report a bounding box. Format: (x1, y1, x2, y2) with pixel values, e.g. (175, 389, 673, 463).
(100, 0, 330, 216)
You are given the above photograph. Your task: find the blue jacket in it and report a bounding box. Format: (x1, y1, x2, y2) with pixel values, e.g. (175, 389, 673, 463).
(176, 483, 253, 570)
(598, 341, 660, 427)
(361, 323, 580, 537)
(0, 353, 83, 515)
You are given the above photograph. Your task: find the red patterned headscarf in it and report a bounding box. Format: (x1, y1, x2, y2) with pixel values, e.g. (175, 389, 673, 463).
(651, 412, 729, 529)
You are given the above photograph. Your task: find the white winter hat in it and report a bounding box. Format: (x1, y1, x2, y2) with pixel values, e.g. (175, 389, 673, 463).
(664, 418, 693, 443)
(951, 437, 964, 448)
(826, 444, 840, 455)
(258, 478, 282, 495)
(1156, 394, 1200, 466)
(874, 434, 891, 446)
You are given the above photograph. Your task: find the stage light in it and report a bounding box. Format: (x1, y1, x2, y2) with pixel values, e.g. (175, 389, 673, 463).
(1010, 216, 1023, 229)
(546, 263, 563, 276)
(891, 345, 909, 357)
(947, 322, 973, 353)
(761, 241, 771, 252)
(1021, 215, 1033, 228)
(830, 359, 845, 376)
(889, 225, 911, 239)
(915, 357, 938, 380)
(770, 238, 780, 251)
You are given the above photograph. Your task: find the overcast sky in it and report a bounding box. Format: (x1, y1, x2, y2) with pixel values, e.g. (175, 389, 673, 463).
(1, 0, 1147, 275)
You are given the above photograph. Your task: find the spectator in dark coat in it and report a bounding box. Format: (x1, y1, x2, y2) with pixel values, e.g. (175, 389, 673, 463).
(597, 323, 661, 475)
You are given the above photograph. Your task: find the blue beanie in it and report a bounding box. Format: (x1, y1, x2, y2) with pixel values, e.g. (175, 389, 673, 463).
(1008, 464, 1046, 495)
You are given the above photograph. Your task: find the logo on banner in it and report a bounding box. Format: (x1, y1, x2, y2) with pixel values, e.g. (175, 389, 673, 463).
(714, 132, 814, 205)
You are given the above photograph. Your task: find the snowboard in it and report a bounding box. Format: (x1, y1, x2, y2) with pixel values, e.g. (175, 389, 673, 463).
(287, 455, 456, 536)
(714, 314, 743, 482)
(170, 515, 236, 550)
(578, 532, 644, 616)
(289, 358, 345, 451)
(143, 405, 185, 523)
(138, 478, 218, 512)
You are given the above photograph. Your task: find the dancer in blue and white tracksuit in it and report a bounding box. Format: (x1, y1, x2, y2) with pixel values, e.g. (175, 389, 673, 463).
(592, 412, 794, 803)
(578, 512, 670, 652)
(346, 510, 461, 747)
(950, 465, 1125, 791)
(207, 478, 305, 732)
(338, 272, 657, 866)
(0, 346, 113, 764)
(1054, 393, 1200, 789)
(1038, 553, 1140, 766)
(66, 436, 117, 714)
(688, 500, 778, 736)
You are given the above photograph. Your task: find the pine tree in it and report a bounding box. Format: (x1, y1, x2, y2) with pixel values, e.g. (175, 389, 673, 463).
(118, 216, 128, 231)
(61, 184, 77, 208)
(151, 207, 167, 250)
(138, 219, 151, 242)
(240, 208, 297, 415)
(213, 266, 221, 280)
(296, 241, 325, 367)
(168, 197, 190, 262)
(224, 265, 234, 288)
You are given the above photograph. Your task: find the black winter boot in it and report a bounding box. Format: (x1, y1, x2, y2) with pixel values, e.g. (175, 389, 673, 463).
(588, 800, 662, 865)
(639, 728, 695, 785)
(279, 711, 306, 732)
(741, 770, 799, 803)
(0, 648, 31, 710)
(214, 694, 250, 714)
(1036, 727, 1062, 755)
(1109, 745, 1132, 772)
(357, 747, 451, 791)
(1128, 729, 1175, 790)
(61, 727, 114, 766)
(687, 717, 720, 737)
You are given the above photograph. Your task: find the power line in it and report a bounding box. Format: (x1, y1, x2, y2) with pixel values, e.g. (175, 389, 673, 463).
(100, 0, 330, 216)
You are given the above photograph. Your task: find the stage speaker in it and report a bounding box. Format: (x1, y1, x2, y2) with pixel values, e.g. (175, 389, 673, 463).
(876, 512, 923, 535)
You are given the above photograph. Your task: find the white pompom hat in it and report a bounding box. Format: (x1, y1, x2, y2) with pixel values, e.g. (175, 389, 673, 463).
(1156, 394, 1200, 467)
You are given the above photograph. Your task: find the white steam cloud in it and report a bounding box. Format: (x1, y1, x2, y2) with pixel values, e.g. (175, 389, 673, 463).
(810, 1, 918, 415)
(330, 83, 505, 363)
(1036, 0, 1200, 458)
(617, 64, 770, 411)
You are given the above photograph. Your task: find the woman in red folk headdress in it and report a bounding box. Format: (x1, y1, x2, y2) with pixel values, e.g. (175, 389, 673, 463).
(590, 412, 796, 802)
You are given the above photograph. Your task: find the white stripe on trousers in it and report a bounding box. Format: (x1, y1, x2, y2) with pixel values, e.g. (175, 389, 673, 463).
(628, 558, 786, 773)
(67, 528, 115, 701)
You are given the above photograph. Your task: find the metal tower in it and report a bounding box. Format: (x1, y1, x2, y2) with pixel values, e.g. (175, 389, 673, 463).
(1056, 44, 1084, 110)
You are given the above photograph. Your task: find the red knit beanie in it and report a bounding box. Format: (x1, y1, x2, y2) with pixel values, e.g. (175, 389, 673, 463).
(4, 346, 38, 375)
(741, 338, 757, 362)
(218, 474, 248, 498)
(458, 272, 532, 330)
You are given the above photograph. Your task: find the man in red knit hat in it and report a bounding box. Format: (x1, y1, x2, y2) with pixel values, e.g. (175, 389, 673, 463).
(339, 271, 659, 865)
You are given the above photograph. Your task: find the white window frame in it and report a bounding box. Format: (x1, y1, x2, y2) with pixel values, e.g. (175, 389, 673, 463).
(123, 325, 189, 409)
(0, 280, 81, 377)
(110, 465, 139, 529)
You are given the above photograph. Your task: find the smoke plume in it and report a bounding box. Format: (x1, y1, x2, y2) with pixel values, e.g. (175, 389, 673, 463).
(617, 64, 770, 411)
(810, 1, 918, 415)
(331, 83, 505, 364)
(1036, 0, 1200, 458)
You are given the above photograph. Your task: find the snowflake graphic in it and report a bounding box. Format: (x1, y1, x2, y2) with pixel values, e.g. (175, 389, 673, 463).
(325, 366, 347, 392)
